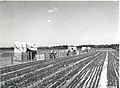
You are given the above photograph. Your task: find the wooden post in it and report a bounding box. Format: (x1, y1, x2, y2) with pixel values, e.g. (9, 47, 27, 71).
(39, 53, 40, 60)
(44, 53, 46, 60)
(21, 52, 23, 63)
(31, 52, 32, 62)
(11, 53, 13, 64)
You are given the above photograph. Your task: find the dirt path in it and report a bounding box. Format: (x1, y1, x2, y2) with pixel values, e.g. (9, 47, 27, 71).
(98, 51, 108, 88)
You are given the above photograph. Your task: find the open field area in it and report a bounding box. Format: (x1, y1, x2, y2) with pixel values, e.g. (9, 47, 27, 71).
(0, 49, 69, 67)
(0, 49, 119, 88)
(0, 1, 119, 88)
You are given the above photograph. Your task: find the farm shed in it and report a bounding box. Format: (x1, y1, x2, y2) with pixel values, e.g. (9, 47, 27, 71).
(81, 47, 86, 51)
(68, 45, 77, 51)
(67, 46, 79, 56)
(87, 47, 91, 51)
(14, 41, 37, 62)
(81, 46, 91, 53)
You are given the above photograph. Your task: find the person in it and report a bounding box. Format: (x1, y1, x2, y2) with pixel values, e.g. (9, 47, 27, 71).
(67, 50, 70, 56)
(50, 50, 56, 59)
(50, 50, 53, 59)
(53, 51, 57, 58)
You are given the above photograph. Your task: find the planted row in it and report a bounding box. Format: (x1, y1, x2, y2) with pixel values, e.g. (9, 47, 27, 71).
(107, 51, 119, 87)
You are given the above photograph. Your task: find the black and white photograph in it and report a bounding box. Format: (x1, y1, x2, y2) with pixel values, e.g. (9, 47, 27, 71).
(0, 1, 119, 88)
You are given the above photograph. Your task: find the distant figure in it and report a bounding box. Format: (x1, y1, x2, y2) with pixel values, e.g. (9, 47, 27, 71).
(53, 51, 57, 58)
(50, 50, 57, 59)
(67, 50, 70, 56)
(50, 50, 54, 59)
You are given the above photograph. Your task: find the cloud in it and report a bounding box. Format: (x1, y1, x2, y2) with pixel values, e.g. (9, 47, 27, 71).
(63, 22, 67, 25)
(47, 19, 52, 23)
(48, 7, 58, 13)
(48, 9, 54, 13)
(54, 8, 58, 11)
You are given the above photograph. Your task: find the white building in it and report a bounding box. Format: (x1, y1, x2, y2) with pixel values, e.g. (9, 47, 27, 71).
(81, 47, 86, 51)
(14, 41, 37, 61)
(68, 45, 77, 51)
(87, 47, 91, 51)
(81, 46, 91, 52)
(67, 46, 79, 55)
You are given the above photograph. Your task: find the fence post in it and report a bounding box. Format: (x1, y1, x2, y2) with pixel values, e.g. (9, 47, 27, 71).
(58, 50, 60, 58)
(44, 53, 46, 60)
(39, 53, 40, 60)
(31, 52, 32, 62)
(11, 53, 13, 64)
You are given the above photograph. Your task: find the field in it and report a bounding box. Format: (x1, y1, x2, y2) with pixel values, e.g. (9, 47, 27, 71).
(0, 49, 119, 88)
(0, 49, 68, 67)
(0, 50, 14, 67)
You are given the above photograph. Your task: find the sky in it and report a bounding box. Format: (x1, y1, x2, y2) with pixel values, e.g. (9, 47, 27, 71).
(0, 1, 119, 47)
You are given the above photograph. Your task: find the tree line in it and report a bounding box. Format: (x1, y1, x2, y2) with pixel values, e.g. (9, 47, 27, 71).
(76, 44, 119, 50)
(0, 44, 119, 51)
